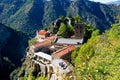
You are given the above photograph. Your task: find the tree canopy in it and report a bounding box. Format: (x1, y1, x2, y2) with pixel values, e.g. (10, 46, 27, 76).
(71, 22, 120, 80)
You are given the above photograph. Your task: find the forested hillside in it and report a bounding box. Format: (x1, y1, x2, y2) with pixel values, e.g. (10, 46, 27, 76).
(71, 21, 120, 79)
(0, 0, 119, 36)
(108, 4, 120, 19)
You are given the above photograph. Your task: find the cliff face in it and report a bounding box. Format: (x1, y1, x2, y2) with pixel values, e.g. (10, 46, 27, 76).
(0, 0, 119, 36)
(10, 55, 42, 80)
(0, 23, 29, 79)
(0, 54, 14, 80)
(0, 24, 11, 51)
(0, 0, 45, 36)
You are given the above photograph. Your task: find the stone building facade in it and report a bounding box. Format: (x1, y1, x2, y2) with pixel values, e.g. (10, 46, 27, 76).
(74, 23, 84, 39)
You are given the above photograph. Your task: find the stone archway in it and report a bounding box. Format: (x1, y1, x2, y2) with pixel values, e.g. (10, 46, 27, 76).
(32, 63, 41, 77)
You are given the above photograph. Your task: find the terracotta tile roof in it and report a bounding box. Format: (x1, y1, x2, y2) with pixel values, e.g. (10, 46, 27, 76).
(33, 40, 52, 49)
(33, 35, 57, 50)
(38, 30, 48, 35)
(55, 45, 75, 58)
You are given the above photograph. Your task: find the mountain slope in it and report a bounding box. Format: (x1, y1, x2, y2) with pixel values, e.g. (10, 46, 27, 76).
(107, 1, 120, 4)
(0, 0, 26, 22)
(42, 0, 70, 26)
(0, 23, 29, 65)
(71, 21, 120, 79)
(0, 0, 119, 36)
(69, 0, 115, 31)
(2, 0, 44, 37)
(108, 4, 120, 20)
(0, 54, 14, 80)
(0, 23, 29, 79)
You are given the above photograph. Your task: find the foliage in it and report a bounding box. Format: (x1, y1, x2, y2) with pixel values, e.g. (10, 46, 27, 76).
(3, 57, 11, 63)
(10, 68, 21, 80)
(91, 30, 101, 37)
(71, 22, 120, 80)
(71, 47, 80, 65)
(18, 75, 48, 80)
(48, 15, 98, 39)
(107, 21, 120, 39)
(74, 15, 83, 24)
(57, 23, 74, 38)
(36, 76, 48, 80)
(84, 24, 96, 42)
(58, 23, 67, 37)
(0, 0, 118, 37)
(28, 38, 36, 46)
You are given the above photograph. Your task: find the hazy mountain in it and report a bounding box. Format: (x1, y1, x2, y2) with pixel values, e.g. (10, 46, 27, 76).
(107, 1, 120, 4)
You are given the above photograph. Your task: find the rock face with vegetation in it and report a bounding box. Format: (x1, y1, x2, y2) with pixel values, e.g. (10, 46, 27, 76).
(108, 4, 120, 20)
(0, 0, 120, 36)
(0, 23, 29, 80)
(10, 56, 48, 80)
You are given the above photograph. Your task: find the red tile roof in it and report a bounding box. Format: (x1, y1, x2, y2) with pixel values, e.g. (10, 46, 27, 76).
(33, 35, 57, 50)
(38, 30, 48, 35)
(33, 40, 52, 49)
(55, 45, 75, 58)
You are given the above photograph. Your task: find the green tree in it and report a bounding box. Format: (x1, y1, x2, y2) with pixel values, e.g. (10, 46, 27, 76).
(71, 22, 120, 79)
(92, 30, 101, 37)
(58, 23, 74, 38)
(108, 22, 120, 39)
(71, 47, 80, 64)
(84, 24, 95, 42)
(28, 38, 36, 46)
(68, 25, 74, 37)
(74, 15, 83, 24)
(58, 23, 68, 37)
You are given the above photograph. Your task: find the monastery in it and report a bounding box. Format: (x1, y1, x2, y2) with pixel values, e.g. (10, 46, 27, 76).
(27, 23, 84, 80)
